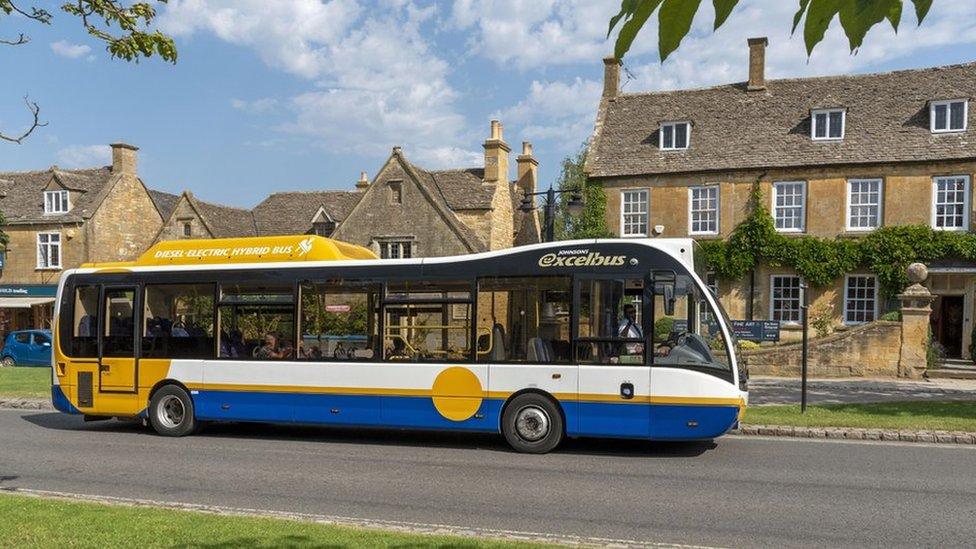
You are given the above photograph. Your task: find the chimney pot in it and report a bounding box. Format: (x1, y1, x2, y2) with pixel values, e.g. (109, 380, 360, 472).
(490, 120, 503, 141)
(747, 37, 768, 91)
(521, 141, 533, 156)
(356, 170, 369, 190)
(602, 57, 621, 98)
(110, 142, 138, 175)
(392, 145, 402, 155)
(483, 119, 510, 184)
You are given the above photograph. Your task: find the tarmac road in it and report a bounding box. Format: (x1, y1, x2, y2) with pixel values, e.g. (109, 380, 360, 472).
(1, 408, 974, 548)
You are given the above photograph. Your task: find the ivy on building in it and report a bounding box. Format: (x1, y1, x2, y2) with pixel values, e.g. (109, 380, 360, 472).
(699, 181, 976, 298)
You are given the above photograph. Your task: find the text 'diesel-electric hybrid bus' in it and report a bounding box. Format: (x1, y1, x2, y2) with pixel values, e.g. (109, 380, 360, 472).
(51, 235, 747, 453)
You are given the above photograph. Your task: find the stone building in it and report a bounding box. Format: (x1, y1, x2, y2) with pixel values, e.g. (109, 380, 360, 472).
(0, 143, 165, 332)
(586, 38, 976, 358)
(153, 120, 541, 257)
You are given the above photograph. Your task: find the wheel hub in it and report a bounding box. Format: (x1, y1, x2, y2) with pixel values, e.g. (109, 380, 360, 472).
(514, 406, 550, 442)
(157, 395, 185, 429)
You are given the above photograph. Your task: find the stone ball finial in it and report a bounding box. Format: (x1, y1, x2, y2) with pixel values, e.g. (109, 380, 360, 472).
(907, 262, 928, 284)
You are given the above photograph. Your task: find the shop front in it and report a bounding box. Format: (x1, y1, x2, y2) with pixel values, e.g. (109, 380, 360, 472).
(0, 285, 57, 343)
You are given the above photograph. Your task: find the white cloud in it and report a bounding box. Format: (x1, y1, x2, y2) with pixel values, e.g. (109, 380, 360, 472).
(50, 40, 92, 59)
(450, 0, 622, 70)
(57, 145, 111, 168)
(499, 77, 601, 150)
(162, 1, 474, 168)
(230, 97, 279, 113)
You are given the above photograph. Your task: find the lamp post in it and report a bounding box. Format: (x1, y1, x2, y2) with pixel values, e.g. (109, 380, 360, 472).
(519, 186, 584, 242)
(800, 281, 809, 413)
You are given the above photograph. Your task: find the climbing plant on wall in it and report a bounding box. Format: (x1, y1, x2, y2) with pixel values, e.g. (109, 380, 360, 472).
(700, 181, 976, 299)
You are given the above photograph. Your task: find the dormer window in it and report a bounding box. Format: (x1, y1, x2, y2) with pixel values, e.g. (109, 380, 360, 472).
(44, 190, 70, 214)
(930, 99, 967, 133)
(389, 181, 403, 204)
(811, 108, 845, 140)
(659, 121, 690, 150)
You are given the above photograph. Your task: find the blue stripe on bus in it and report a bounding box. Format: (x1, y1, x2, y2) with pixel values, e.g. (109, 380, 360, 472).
(51, 385, 82, 415)
(191, 390, 738, 440)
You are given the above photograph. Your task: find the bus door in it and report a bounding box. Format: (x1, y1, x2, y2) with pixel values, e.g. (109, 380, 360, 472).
(98, 286, 140, 393)
(575, 276, 651, 438)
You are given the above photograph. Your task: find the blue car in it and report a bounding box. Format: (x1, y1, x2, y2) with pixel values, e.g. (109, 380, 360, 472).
(2, 329, 52, 367)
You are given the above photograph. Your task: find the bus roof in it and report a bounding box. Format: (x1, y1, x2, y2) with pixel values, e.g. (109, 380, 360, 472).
(82, 235, 378, 268)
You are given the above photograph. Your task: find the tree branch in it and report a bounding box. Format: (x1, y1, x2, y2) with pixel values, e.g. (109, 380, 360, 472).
(0, 32, 28, 45)
(0, 96, 47, 144)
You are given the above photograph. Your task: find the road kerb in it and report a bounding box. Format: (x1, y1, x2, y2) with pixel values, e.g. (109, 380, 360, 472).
(735, 424, 976, 445)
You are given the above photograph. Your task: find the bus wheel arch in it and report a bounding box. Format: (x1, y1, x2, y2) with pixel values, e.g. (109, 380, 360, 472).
(499, 389, 565, 454)
(147, 381, 197, 437)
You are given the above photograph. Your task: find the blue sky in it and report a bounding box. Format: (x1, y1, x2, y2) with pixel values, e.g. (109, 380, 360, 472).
(1, 1, 975, 208)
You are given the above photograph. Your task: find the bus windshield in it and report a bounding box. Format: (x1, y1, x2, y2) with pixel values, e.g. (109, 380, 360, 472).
(652, 272, 733, 372)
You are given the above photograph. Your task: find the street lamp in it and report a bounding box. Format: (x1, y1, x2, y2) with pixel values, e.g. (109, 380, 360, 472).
(519, 186, 584, 242)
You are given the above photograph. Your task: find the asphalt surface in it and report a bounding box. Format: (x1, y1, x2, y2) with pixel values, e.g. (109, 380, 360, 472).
(2, 409, 975, 548)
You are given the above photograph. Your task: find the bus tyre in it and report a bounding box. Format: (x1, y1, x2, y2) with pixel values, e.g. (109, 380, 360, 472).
(149, 385, 196, 437)
(502, 394, 563, 454)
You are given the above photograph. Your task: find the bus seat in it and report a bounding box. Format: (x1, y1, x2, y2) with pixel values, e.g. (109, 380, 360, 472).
(527, 337, 550, 363)
(491, 324, 506, 361)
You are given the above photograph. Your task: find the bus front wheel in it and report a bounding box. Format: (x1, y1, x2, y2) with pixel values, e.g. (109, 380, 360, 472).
(149, 385, 197, 437)
(502, 393, 563, 454)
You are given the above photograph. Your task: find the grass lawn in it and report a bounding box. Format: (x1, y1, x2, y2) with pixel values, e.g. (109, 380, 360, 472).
(744, 400, 976, 432)
(0, 367, 50, 398)
(0, 493, 538, 548)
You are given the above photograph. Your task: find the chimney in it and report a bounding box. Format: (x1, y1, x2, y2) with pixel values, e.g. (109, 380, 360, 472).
(355, 171, 369, 191)
(747, 37, 768, 91)
(602, 57, 621, 99)
(483, 120, 510, 184)
(110, 142, 138, 175)
(516, 141, 538, 196)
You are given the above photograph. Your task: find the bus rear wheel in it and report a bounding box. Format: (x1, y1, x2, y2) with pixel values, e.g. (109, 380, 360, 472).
(149, 385, 197, 437)
(502, 393, 563, 454)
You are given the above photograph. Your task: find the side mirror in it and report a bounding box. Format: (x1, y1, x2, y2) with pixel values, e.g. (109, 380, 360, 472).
(663, 283, 676, 316)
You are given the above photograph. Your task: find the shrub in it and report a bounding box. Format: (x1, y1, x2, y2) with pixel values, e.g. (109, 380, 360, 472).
(879, 310, 901, 321)
(739, 340, 761, 351)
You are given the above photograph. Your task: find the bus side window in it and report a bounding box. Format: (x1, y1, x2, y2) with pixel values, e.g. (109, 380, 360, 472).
(143, 284, 215, 359)
(476, 277, 572, 364)
(576, 278, 645, 365)
(217, 283, 295, 360)
(71, 285, 99, 357)
(299, 280, 379, 361)
(383, 280, 472, 363)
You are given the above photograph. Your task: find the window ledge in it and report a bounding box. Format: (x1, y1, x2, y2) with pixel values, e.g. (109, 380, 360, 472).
(35, 267, 62, 272)
(691, 233, 722, 240)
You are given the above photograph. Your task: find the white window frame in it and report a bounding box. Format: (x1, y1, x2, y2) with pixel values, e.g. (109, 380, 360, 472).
(845, 178, 883, 232)
(36, 231, 62, 270)
(769, 275, 803, 325)
(620, 188, 649, 237)
(43, 190, 70, 214)
(811, 108, 846, 140)
(659, 121, 690, 151)
(381, 240, 412, 259)
(931, 175, 971, 232)
(688, 185, 719, 235)
(772, 181, 807, 233)
(843, 274, 878, 325)
(930, 99, 968, 133)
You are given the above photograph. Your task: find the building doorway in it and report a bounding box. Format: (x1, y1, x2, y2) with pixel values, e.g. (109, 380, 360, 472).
(933, 295, 964, 359)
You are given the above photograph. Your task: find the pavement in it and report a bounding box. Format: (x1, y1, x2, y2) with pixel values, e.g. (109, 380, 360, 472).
(748, 376, 976, 405)
(2, 408, 975, 548)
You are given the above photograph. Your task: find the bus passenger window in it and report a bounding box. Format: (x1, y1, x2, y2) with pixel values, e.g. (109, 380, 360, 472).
(652, 274, 731, 371)
(383, 280, 472, 363)
(217, 283, 295, 360)
(576, 278, 645, 365)
(103, 288, 135, 357)
(143, 284, 215, 359)
(299, 281, 379, 361)
(71, 285, 99, 357)
(476, 277, 572, 364)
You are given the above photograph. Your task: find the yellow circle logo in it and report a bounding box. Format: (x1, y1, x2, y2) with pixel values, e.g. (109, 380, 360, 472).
(431, 367, 483, 421)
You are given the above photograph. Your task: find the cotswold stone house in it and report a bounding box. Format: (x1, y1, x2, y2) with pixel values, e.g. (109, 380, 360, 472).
(587, 38, 976, 358)
(154, 120, 541, 257)
(0, 143, 165, 332)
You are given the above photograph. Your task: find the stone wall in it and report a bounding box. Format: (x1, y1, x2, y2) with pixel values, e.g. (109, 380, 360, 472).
(156, 197, 210, 241)
(0, 223, 87, 285)
(741, 320, 903, 377)
(88, 175, 163, 262)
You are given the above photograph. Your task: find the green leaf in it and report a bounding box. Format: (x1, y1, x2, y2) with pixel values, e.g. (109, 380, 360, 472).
(712, 0, 739, 30)
(911, 0, 932, 23)
(802, 0, 842, 56)
(838, 0, 899, 51)
(791, 0, 811, 35)
(886, 1, 903, 32)
(614, 0, 664, 60)
(658, 0, 703, 62)
(607, 0, 639, 38)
